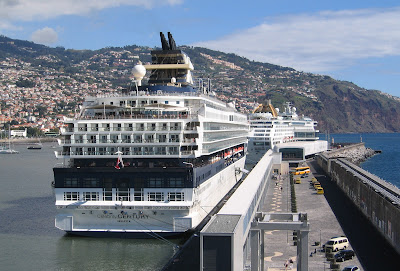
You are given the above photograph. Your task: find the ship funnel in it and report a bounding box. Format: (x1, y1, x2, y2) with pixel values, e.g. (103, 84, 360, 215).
(159, 32, 177, 50)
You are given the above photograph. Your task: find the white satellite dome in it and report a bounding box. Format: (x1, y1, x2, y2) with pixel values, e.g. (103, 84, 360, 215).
(132, 63, 146, 80)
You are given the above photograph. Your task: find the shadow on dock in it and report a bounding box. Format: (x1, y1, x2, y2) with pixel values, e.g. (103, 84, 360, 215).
(310, 160, 398, 270)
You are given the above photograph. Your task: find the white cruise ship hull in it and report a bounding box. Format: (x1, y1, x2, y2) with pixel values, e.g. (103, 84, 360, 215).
(55, 156, 245, 238)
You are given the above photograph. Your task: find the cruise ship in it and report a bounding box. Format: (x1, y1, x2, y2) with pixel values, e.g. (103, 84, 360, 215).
(247, 100, 319, 164)
(53, 32, 249, 238)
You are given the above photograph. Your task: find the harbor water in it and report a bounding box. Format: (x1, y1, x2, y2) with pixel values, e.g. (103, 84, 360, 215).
(0, 133, 399, 270)
(328, 133, 400, 188)
(0, 143, 180, 271)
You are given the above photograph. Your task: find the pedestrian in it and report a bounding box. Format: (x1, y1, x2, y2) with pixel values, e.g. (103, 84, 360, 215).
(280, 186, 283, 192)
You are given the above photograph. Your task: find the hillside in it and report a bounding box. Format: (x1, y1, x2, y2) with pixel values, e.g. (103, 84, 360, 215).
(1, 35, 399, 133)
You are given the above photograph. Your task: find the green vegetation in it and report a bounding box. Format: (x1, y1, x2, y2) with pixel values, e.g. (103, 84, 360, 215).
(1, 35, 399, 133)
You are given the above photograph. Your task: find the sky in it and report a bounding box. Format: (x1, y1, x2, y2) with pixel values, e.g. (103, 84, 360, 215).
(1, 0, 400, 98)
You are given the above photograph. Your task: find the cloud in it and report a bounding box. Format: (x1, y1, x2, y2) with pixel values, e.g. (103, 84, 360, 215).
(193, 7, 400, 73)
(0, 0, 182, 28)
(31, 27, 58, 45)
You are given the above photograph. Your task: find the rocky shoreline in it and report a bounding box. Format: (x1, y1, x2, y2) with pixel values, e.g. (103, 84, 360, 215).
(328, 143, 379, 165)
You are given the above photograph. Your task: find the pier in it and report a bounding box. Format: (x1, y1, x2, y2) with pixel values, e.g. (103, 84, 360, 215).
(164, 143, 399, 270)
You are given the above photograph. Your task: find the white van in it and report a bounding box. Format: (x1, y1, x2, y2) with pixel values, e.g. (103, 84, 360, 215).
(325, 236, 349, 252)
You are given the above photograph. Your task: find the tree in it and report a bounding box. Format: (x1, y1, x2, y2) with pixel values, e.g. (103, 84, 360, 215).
(26, 127, 43, 137)
(15, 79, 36, 88)
(36, 105, 47, 117)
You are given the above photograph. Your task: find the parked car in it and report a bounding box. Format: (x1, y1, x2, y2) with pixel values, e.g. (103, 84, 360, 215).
(334, 250, 355, 262)
(317, 187, 324, 194)
(311, 177, 317, 182)
(323, 236, 342, 249)
(342, 266, 359, 271)
(325, 236, 349, 252)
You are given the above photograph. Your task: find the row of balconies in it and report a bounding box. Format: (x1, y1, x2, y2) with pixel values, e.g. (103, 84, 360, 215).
(59, 138, 196, 145)
(63, 126, 189, 133)
(55, 148, 194, 157)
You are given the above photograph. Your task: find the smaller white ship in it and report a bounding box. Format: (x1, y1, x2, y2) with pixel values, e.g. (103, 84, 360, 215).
(247, 100, 318, 164)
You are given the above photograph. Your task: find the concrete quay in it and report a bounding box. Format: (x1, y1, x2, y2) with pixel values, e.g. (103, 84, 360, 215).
(261, 162, 363, 271)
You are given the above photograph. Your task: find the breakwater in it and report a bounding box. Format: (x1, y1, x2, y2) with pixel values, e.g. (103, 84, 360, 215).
(316, 144, 400, 255)
(317, 143, 377, 172)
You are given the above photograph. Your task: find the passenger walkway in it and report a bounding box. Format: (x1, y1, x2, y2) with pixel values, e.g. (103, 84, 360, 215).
(261, 162, 363, 271)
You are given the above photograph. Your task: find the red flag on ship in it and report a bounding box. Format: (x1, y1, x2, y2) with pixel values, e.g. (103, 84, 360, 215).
(115, 151, 124, 170)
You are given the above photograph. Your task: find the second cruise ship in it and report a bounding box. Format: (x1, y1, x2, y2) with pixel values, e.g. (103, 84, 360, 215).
(247, 100, 319, 164)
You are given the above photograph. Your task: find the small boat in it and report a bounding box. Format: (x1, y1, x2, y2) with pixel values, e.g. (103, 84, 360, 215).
(0, 148, 19, 154)
(27, 138, 42, 149)
(27, 145, 42, 150)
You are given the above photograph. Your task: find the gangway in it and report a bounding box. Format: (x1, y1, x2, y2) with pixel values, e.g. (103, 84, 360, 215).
(200, 150, 310, 271)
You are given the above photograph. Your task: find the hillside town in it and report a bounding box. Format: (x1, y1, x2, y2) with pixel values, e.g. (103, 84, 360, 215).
(2, 38, 400, 135)
(0, 45, 321, 137)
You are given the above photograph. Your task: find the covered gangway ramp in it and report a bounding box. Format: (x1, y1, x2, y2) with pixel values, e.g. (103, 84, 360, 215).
(200, 150, 310, 271)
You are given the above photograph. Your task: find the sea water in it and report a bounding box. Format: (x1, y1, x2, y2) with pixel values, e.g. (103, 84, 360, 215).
(1, 134, 398, 270)
(326, 133, 400, 188)
(0, 143, 178, 271)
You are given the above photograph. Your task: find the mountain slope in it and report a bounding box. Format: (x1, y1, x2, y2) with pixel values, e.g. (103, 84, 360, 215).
(1, 35, 399, 133)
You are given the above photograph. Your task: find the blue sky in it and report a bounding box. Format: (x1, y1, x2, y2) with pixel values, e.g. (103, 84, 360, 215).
(1, 0, 400, 98)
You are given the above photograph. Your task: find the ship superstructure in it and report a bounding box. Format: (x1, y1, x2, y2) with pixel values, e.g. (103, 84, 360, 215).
(53, 33, 248, 238)
(247, 100, 318, 164)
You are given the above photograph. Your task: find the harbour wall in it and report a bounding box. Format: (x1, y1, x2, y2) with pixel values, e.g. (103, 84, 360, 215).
(317, 143, 376, 173)
(316, 145, 400, 255)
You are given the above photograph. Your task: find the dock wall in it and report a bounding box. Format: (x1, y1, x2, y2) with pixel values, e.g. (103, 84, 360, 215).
(316, 149, 400, 255)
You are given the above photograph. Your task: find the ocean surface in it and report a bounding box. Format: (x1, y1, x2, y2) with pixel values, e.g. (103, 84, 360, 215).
(325, 133, 400, 188)
(0, 134, 398, 270)
(0, 143, 179, 271)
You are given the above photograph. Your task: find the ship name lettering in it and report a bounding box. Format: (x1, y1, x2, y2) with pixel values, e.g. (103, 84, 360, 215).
(97, 214, 149, 219)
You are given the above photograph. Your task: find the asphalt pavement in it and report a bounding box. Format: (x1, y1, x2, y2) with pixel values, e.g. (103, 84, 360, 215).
(261, 161, 363, 271)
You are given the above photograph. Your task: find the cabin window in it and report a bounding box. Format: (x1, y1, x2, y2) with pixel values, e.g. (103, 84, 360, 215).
(168, 192, 184, 201)
(116, 189, 130, 201)
(149, 178, 163, 188)
(147, 192, 164, 202)
(83, 192, 99, 201)
(100, 136, 108, 144)
(134, 189, 144, 201)
(64, 178, 79, 187)
(83, 178, 100, 187)
(168, 178, 184, 188)
(103, 179, 113, 201)
(64, 192, 79, 201)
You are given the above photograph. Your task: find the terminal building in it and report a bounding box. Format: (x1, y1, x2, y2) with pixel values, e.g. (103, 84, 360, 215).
(274, 140, 328, 166)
